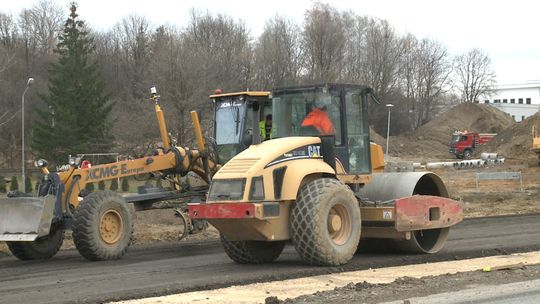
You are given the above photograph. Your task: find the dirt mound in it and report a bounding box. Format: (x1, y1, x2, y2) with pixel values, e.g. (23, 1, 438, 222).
(390, 103, 514, 159)
(482, 112, 540, 160)
(369, 127, 385, 146)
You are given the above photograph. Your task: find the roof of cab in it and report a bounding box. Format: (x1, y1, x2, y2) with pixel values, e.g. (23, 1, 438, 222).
(209, 91, 270, 98)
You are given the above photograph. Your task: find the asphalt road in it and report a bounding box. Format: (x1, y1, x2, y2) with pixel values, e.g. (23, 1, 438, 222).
(0, 214, 539, 304)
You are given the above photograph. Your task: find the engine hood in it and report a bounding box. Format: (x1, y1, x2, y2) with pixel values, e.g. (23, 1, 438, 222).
(214, 137, 323, 179)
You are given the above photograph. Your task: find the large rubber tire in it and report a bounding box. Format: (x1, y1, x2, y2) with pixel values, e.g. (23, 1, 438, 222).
(6, 225, 64, 260)
(72, 191, 133, 261)
(463, 149, 472, 159)
(220, 234, 285, 264)
(290, 178, 361, 266)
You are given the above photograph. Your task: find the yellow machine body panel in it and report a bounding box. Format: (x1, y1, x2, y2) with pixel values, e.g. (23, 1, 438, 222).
(370, 142, 385, 173)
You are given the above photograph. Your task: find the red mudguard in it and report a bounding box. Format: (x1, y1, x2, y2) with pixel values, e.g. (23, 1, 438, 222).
(394, 195, 463, 232)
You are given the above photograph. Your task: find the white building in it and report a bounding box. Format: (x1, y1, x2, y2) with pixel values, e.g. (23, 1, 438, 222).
(477, 82, 540, 122)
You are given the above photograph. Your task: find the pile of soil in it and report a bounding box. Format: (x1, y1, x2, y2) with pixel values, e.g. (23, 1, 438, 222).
(482, 112, 540, 161)
(389, 103, 514, 160)
(369, 127, 385, 147)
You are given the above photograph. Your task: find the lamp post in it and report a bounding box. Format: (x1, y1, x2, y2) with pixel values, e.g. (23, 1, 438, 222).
(385, 103, 394, 157)
(22, 77, 34, 193)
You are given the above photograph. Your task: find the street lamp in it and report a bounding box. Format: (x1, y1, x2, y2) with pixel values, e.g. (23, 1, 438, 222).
(385, 103, 394, 157)
(22, 77, 34, 193)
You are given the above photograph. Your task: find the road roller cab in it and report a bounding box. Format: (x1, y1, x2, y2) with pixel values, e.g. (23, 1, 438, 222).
(189, 83, 463, 266)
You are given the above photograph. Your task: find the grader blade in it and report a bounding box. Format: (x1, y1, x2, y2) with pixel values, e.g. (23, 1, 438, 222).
(0, 195, 56, 241)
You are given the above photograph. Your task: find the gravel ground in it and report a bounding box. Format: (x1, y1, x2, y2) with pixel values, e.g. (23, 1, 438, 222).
(271, 263, 540, 304)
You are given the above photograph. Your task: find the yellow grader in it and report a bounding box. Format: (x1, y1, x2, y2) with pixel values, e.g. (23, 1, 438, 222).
(189, 83, 463, 266)
(0, 87, 271, 261)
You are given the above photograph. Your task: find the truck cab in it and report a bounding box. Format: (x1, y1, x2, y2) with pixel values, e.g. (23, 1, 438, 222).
(449, 131, 495, 159)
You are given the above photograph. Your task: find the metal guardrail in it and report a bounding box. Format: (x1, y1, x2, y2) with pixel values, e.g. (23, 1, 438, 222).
(476, 172, 523, 191)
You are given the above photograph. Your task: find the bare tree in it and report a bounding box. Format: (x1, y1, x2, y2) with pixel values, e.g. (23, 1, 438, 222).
(113, 14, 153, 99)
(150, 25, 191, 143)
(18, 0, 64, 55)
(182, 9, 252, 98)
(401, 36, 452, 129)
(253, 15, 302, 88)
(359, 18, 402, 99)
(453, 48, 496, 102)
(341, 14, 368, 82)
(0, 12, 18, 48)
(0, 13, 16, 74)
(302, 3, 346, 82)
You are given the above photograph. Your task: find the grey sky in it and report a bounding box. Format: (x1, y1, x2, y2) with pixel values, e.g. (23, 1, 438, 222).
(4, 0, 539, 85)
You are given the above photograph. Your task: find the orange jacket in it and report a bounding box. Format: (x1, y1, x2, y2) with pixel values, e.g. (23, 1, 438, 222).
(301, 108, 335, 135)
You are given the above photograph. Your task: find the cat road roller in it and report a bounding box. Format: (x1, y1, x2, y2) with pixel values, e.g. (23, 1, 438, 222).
(0, 87, 272, 261)
(189, 83, 463, 266)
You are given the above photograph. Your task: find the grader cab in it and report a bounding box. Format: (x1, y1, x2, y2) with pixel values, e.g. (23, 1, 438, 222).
(211, 90, 272, 164)
(189, 83, 463, 266)
(0, 88, 271, 261)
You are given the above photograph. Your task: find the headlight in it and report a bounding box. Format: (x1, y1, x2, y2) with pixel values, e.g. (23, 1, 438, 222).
(249, 176, 265, 200)
(208, 178, 246, 201)
(68, 157, 81, 166)
(35, 159, 48, 168)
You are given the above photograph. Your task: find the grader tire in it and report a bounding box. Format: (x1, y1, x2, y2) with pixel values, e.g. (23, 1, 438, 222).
(290, 178, 361, 266)
(220, 234, 285, 264)
(7, 225, 64, 260)
(72, 191, 133, 261)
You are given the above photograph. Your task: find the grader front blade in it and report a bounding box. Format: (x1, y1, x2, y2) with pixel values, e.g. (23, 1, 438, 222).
(0, 195, 56, 241)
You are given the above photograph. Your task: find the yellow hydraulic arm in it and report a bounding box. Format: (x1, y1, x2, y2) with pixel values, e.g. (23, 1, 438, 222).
(50, 87, 219, 209)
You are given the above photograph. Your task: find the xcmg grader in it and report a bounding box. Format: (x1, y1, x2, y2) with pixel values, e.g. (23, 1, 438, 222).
(0, 87, 271, 261)
(189, 83, 463, 266)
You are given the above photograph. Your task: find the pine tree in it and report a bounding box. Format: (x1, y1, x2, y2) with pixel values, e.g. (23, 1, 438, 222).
(10, 176, 19, 191)
(32, 3, 112, 165)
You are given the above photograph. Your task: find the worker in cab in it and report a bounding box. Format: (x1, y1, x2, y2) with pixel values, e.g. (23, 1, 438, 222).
(302, 102, 334, 135)
(259, 114, 273, 141)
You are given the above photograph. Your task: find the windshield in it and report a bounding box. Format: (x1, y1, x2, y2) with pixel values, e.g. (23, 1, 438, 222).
(451, 135, 460, 143)
(272, 89, 342, 145)
(215, 100, 246, 145)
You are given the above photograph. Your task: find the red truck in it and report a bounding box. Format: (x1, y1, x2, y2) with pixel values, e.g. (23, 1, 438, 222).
(449, 131, 496, 159)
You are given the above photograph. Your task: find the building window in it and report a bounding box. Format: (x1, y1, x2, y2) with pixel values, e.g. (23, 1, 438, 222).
(526, 98, 531, 104)
(512, 115, 515, 120)
(522, 115, 526, 121)
(494, 99, 500, 103)
(484, 100, 489, 104)
(511, 99, 515, 103)
(503, 99, 507, 103)
(519, 98, 523, 104)
(474, 100, 479, 103)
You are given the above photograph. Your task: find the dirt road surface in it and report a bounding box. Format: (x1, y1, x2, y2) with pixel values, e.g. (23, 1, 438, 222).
(284, 263, 540, 304)
(0, 214, 539, 304)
